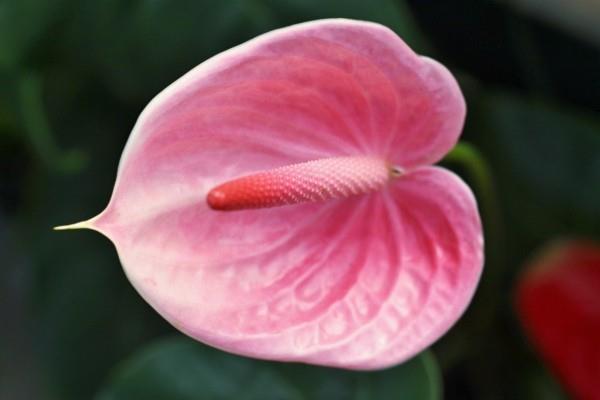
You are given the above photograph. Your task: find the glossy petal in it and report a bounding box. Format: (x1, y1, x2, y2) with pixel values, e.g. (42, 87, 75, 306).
(75, 19, 481, 369)
(117, 19, 465, 179)
(90, 163, 481, 369)
(516, 241, 600, 399)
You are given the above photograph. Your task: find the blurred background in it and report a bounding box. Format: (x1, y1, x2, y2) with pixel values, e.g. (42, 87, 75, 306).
(1, 0, 599, 399)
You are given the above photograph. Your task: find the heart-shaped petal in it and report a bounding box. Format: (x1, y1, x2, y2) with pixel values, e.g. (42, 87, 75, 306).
(58, 19, 482, 369)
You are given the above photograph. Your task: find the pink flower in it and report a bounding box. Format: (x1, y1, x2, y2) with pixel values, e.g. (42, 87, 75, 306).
(58, 19, 483, 369)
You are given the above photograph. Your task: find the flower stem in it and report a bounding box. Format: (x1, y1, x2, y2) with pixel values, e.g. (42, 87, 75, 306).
(17, 71, 87, 173)
(439, 141, 506, 366)
(443, 142, 499, 235)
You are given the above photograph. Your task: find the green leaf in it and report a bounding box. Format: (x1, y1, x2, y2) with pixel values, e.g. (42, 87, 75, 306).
(0, 0, 72, 69)
(96, 337, 303, 400)
(64, 0, 249, 102)
(483, 93, 600, 236)
(62, 0, 429, 103)
(22, 92, 172, 400)
(277, 349, 441, 400)
(97, 336, 441, 400)
(15, 72, 87, 173)
(522, 363, 569, 400)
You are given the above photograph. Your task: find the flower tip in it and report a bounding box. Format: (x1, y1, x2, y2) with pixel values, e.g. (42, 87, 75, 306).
(53, 220, 94, 231)
(206, 188, 228, 211)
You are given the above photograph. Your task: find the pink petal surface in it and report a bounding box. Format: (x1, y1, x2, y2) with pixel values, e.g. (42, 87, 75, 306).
(86, 19, 482, 369)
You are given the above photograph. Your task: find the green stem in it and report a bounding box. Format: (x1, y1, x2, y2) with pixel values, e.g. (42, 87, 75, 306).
(443, 142, 497, 221)
(440, 141, 505, 364)
(420, 351, 443, 400)
(17, 71, 87, 173)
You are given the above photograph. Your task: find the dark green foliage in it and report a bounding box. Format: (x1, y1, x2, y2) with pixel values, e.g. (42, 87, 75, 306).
(96, 336, 440, 400)
(1, 0, 598, 399)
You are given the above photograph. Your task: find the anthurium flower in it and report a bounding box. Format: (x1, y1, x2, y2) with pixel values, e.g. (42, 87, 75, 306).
(516, 240, 600, 399)
(57, 19, 483, 369)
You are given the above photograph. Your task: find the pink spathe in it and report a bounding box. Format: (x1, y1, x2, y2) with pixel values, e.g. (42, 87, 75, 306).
(69, 19, 483, 369)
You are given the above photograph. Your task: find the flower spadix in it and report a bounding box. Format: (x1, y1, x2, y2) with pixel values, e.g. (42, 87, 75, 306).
(207, 156, 395, 210)
(58, 19, 483, 370)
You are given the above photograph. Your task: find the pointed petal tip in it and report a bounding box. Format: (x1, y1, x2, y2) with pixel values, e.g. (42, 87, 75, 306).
(53, 220, 94, 231)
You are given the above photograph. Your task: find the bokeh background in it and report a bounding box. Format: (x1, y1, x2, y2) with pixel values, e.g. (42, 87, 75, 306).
(1, 0, 599, 399)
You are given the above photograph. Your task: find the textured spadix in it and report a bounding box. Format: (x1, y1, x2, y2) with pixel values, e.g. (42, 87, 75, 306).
(61, 19, 483, 369)
(207, 156, 393, 210)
